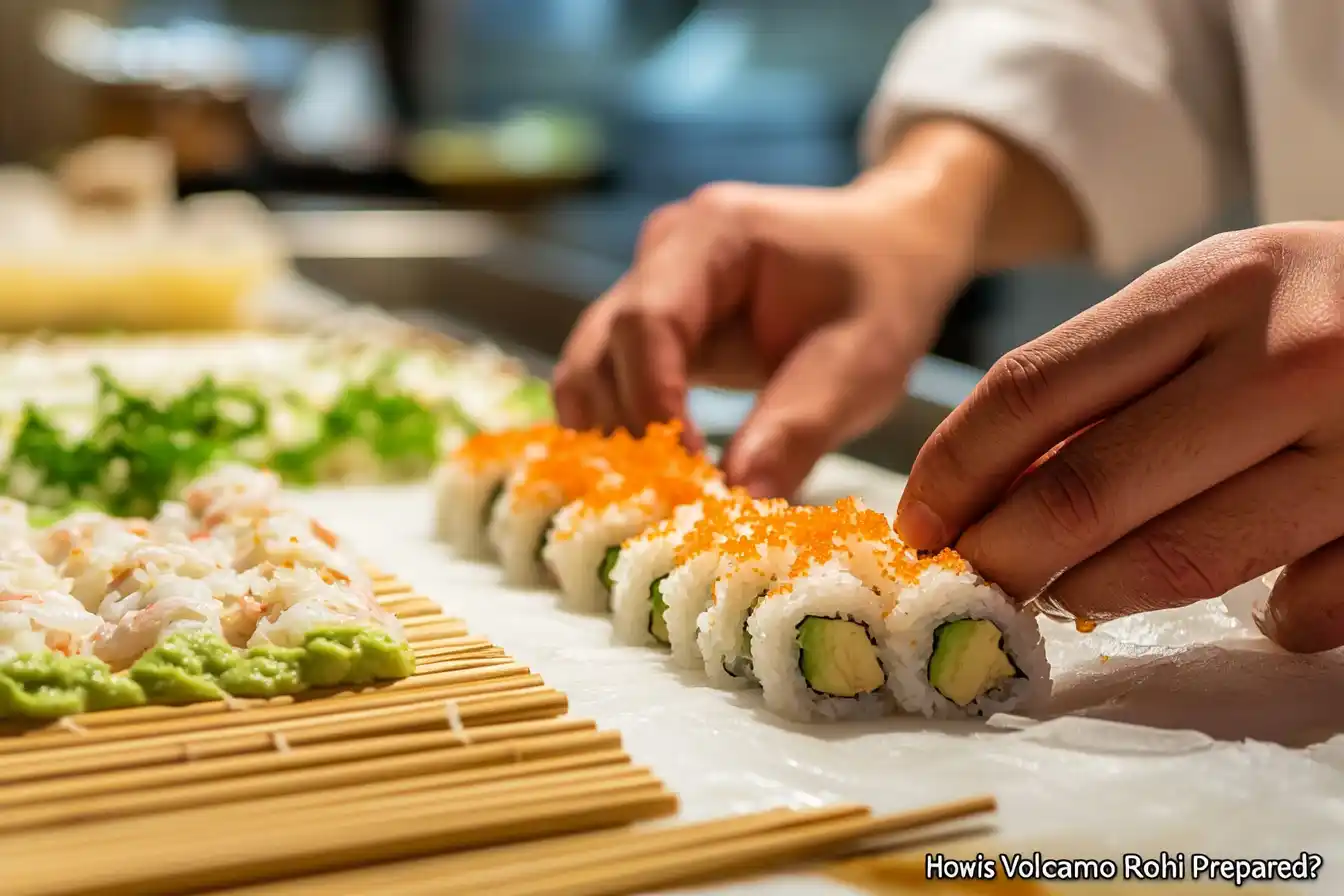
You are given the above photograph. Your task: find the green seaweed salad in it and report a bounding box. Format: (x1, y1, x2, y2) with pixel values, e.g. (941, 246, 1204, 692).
(0, 360, 552, 518)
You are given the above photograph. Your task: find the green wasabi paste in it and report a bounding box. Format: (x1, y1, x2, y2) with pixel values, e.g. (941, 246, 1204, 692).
(0, 652, 146, 719)
(300, 626, 417, 688)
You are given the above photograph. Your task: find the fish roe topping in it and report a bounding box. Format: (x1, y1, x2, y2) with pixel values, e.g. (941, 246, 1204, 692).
(673, 494, 785, 564)
(509, 428, 613, 506)
(910, 547, 971, 578)
(563, 421, 720, 519)
(452, 423, 565, 471)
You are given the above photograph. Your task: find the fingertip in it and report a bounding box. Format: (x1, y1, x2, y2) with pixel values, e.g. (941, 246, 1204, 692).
(894, 497, 951, 551)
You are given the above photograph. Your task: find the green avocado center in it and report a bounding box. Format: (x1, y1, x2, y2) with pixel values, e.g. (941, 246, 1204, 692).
(597, 546, 621, 609)
(796, 616, 886, 698)
(648, 574, 670, 644)
(483, 482, 503, 528)
(926, 619, 1020, 707)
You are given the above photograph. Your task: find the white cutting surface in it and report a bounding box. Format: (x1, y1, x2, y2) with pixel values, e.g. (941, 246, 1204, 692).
(291, 456, 1344, 894)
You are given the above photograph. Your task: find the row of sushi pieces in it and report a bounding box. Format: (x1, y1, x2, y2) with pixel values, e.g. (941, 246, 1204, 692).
(0, 464, 414, 720)
(433, 423, 1050, 723)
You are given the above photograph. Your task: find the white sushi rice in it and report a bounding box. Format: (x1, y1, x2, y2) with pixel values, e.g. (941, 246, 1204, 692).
(662, 548, 728, 670)
(748, 564, 900, 723)
(544, 489, 674, 615)
(610, 502, 705, 647)
(432, 458, 505, 558)
(882, 563, 1050, 719)
(698, 542, 795, 690)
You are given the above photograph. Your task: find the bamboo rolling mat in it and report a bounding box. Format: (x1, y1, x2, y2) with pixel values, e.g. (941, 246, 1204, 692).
(0, 568, 998, 896)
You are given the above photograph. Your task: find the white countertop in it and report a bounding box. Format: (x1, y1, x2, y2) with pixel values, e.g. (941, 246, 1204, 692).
(292, 455, 1344, 894)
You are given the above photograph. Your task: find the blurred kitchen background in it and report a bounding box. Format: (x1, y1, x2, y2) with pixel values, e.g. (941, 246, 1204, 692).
(0, 0, 1150, 468)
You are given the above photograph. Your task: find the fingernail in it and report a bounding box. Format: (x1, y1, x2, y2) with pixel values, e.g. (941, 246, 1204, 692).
(1252, 601, 1278, 640)
(737, 475, 780, 500)
(1030, 593, 1075, 623)
(896, 499, 950, 550)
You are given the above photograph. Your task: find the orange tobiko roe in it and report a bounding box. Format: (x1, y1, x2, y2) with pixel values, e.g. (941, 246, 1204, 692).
(451, 423, 566, 471)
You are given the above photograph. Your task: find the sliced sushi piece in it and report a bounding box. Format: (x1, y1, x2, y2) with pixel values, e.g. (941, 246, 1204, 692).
(432, 423, 560, 558)
(488, 428, 616, 588)
(609, 500, 711, 647)
(748, 566, 899, 722)
(697, 500, 905, 690)
(659, 495, 787, 669)
(882, 550, 1050, 719)
(544, 424, 722, 614)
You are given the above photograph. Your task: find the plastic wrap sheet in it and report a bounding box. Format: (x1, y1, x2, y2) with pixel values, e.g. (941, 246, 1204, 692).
(292, 456, 1344, 894)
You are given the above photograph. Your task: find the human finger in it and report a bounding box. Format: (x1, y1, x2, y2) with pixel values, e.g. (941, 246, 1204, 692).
(1029, 443, 1344, 622)
(897, 235, 1267, 551)
(1256, 537, 1344, 653)
(955, 348, 1315, 599)
(724, 317, 909, 499)
(553, 287, 624, 432)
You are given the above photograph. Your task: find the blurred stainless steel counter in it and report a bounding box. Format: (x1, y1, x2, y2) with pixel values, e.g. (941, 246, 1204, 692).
(276, 206, 983, 474)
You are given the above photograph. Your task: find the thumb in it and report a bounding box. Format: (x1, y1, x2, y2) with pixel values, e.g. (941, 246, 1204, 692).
(723, 318, 908, 499)
(1255, 537, 1344, 653)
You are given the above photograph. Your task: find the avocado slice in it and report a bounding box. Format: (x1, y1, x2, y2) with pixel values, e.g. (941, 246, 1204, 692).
(482, 482, 503, 527)
(927, 619, 1020, 707)
(534, 514, 557, 562)
(648, 574, 671, 644)
(795, 616, 886, 698)
(597, 545, 621, 606)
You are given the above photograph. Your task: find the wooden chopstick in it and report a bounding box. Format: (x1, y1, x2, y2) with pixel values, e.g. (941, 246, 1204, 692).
(493, 796, 998, 896)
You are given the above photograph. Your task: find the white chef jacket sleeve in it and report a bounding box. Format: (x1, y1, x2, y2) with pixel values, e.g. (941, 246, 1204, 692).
(862, 0, 1247, 275)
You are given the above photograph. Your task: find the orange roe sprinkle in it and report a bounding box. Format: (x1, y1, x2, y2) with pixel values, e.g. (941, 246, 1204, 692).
(452, 423, 565, 471)
(1076, 619, 1097, 633)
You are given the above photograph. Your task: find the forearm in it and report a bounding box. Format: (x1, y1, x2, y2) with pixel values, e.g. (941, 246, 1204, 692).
(854, 117, 1089, 275)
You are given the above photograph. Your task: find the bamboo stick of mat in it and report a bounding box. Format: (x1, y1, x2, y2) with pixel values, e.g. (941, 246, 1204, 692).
(0, 722, 615, 821)
(0, 662, 533, 754)
(0, 688, 569, 784)
(3, 745, 633, 833)
(1, 766, 667, 858)
(1, 783, 680, 896)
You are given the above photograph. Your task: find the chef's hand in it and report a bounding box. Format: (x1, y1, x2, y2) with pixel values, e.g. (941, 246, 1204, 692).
(554, 120, 1087, 499)
(897, 223, 1344, 653)
(552, 179, 966, 499)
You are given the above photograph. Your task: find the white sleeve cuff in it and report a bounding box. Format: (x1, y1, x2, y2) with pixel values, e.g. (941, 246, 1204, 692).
(861, 4, 1223, 276)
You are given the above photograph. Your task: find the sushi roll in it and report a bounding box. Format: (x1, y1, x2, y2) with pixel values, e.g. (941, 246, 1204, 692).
(746, 502, 912, 721)
(882, 550, 1050, 719)
(697, 500, 903, 691)
(488, 428, 615, 587)
(609, 500, 711, 647)
(432, 423, 559, 558)
(543, 424, 721, 614)
(659, 496, 787, 669)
